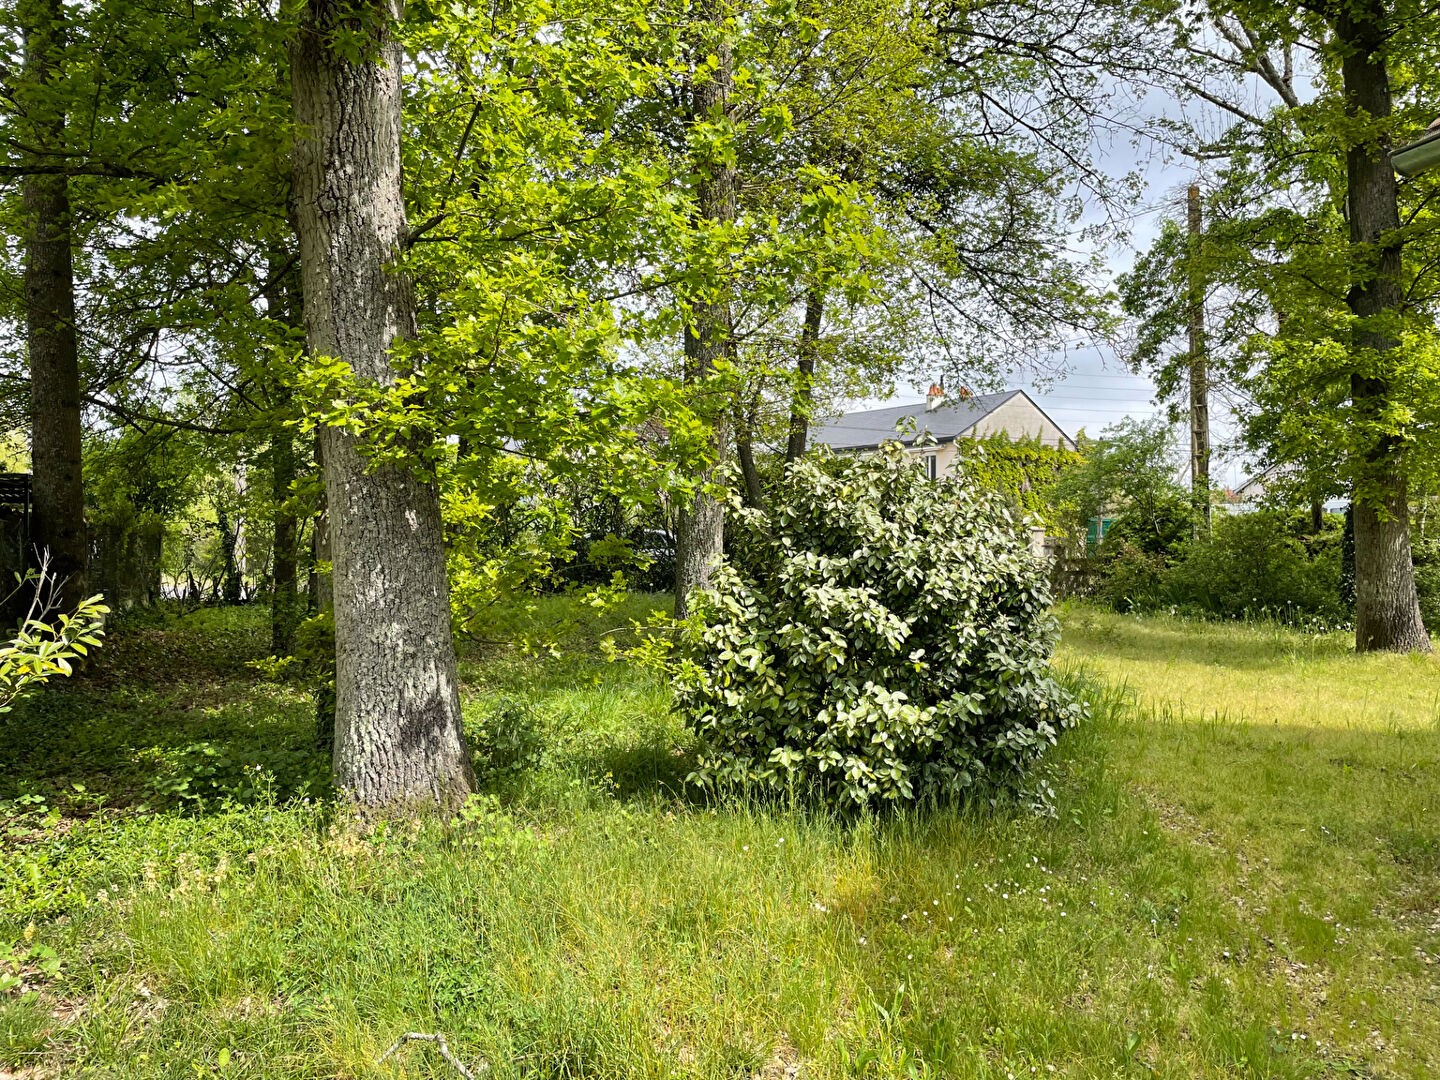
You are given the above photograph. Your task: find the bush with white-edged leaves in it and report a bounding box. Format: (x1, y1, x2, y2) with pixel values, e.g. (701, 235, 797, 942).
(676, 442, 1083, 807)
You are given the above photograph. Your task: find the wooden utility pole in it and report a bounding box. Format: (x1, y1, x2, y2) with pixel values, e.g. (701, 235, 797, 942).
(1186, 184, 1212, 536)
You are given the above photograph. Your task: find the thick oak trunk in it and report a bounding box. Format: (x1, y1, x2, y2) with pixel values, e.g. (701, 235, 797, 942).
(290, 0, 475, 805)
(785, 288, 824, 463)
(1337, 0, 1429, 653)
(21, 0, 87, 606)
(674, 25, 736, 620)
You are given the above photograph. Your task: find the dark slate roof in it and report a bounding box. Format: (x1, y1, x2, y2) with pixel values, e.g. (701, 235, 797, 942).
(810, 390, 1023, 450)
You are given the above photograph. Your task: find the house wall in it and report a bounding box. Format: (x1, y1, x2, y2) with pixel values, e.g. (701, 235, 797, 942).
(909, 441, 962, 477)
(969, 396, 1071, 448)
(903, 396, 1069, 477)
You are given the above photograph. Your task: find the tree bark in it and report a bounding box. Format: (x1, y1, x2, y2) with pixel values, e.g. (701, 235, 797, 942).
(785, 287, 824, 463)
(1337, 0, 1430, 653)
(290, 0, 475, 805)
(20, 0, 87, 608)
(310, 433, 333, 614)
(674, 18, 736, 620)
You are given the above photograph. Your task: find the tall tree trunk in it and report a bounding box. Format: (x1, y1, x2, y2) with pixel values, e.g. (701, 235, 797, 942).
(265, 260, 301, 654)
(20, 0, 87, 608)
(1185, 184, 1211, 537)
(736, 423, 765, 509)
(232, 462, 249, 601)
(271, 423, 299, 651)
(1337, 0, 1430, 653)
(217, 506, 238, 602)
(674, 17, 736, 620)
(785, 287, 824, 463)
(290, 0, 475, 805)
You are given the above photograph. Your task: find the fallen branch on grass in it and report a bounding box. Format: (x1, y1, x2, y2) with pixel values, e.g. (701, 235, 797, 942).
(377, 1032, 486, 1077)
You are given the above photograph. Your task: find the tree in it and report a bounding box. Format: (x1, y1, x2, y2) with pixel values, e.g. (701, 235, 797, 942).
(669, 0, 1119, 585)
(1, 0, 319, 639)
(673, 2, 737, 618)
(14, 0, 86, 605)
(1335, 0, 1428, 651)
(290, 0, 474, 806)
(1049, 417, 1188, 547)
(1120, 0, 1440, 651)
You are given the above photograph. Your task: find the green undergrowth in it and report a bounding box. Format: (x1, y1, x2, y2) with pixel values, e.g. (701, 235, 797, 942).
(0, 599, 1435, 1078)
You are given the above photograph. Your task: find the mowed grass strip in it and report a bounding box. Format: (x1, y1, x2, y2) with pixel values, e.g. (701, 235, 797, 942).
(0, 601, 1433, 1078)
(1056, 602, 1440, 731)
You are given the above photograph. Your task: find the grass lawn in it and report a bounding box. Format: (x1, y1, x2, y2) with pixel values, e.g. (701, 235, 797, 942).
(0, 599, 1436, 1078)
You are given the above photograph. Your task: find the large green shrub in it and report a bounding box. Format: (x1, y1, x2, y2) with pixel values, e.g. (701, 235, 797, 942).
(1100, 493, 1193, 558)
(1161, 511, 1342, 623)
(1094, 540, 1172, 612)
(674, 444, 1084, 808)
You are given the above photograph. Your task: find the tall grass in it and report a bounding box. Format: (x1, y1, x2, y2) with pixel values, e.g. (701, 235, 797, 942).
(0, 602, 1436, 1077)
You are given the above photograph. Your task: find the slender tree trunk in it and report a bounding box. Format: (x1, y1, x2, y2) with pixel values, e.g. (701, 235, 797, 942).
(674, 16, 736, 620)
(218, 506, 240, 603)
(265, 261, 301, 654)
(1341, 502, 1356, 610)
(786, 287, 824, 463)
(1186, 184, 1211, 537)
(290, 0, 474, 805)
(232, 462, 249, 601)
(1337, 0, 1430, 653)
(20, 0, 87, 607)
(736, 422, 765, 509)
(271, 423, 299, 651)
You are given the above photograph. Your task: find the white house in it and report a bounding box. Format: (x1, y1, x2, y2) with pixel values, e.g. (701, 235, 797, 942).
(809, 384, 1076, 477)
